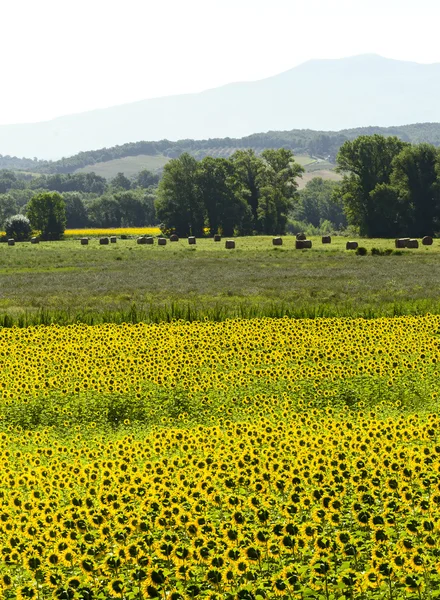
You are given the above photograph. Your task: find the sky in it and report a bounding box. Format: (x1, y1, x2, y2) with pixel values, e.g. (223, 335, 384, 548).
(1, 0, 439, 125)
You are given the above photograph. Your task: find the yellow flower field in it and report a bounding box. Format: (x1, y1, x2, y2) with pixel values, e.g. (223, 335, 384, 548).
(63, 227, 161, 237)
(0, 315, 440, 598)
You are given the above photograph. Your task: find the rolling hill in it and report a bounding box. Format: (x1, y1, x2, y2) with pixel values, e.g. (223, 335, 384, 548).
(3, 55, 440, 159)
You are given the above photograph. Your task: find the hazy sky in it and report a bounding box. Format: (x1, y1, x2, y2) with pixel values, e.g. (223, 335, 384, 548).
(2, 0, 439, 125)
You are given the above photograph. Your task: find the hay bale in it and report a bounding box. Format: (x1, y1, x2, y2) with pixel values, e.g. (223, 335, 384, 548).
(188, 236, 196, 245)
(272, 237, 283, 246)
(214, 234, 221, 242)
(99, 238, 109, 245)
(407, 239, 419, 248)
(121, 234, 128, 240)
(296, 232, 306, 241)
(110, 236, 117, 243)
(158, 237, 167, 246)
(137, 237, 148, 245)
(170, 234, 179, 242)
(225, 240, 235, 249)
(422, 236, 433, 246)
(395, 238, 407, 248)
(7, 239, 15, 246)
(80, 238, 88, 245)
(346, 241, 358, 250)
(322, 235, 331, 244)
(303, 240, 312, 249)
(145, 237, 154, 244)
(31, 237, 39, 244)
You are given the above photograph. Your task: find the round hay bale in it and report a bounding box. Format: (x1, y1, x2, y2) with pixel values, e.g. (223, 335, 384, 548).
(31, 237, 39, 244)
(225, 240, 235, 249)
(422, 236, 433, 246)
(146, 236, 154, 244)
(395, 238, 407, 248)
(7, 239, 15, 246)
(295, 240, 305, 249)
(407, 239, 419, 249)
(120, 234, 128, 240)
(188, 236, 196, 245)
(213, 234, 221, 242)
(346, 241, 358, 250)
(296, 232, 306, 241)
(272, 237, 283, 246)
(137, 237, 147, 245)
(158, 237, 167, 246)
(303, 240, 312, 249)
(99, 238, 109, 245)
(80, 238, 89, 245)
(110, 236, 117, 243)
(322, 235, 331, 244)
(170, 234, 179, 242)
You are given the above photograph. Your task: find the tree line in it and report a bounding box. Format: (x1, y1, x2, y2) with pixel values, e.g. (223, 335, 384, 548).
(336, 135, 440, 237)
(3, 122, 440, 174)
(156, 149, 304, 236)
(0, 169, 159, 230)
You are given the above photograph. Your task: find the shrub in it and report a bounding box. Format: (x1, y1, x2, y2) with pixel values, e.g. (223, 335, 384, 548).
(355, 247, 368, 256)
(4, 214, 32, 241)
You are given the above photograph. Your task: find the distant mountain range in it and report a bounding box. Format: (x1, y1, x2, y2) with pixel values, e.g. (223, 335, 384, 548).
(2, 54, 440, 160)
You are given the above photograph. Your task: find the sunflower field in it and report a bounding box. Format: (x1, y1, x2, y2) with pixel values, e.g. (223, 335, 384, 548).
(2, 315, 440, 599)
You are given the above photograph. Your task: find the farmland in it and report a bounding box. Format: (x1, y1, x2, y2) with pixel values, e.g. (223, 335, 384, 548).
(0, 236, 440, 325)
(2, 236, 440, 599)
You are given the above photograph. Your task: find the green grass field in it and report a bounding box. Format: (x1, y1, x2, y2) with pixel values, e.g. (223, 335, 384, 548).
(1, 235, 440, 325)
(75, 154, 170, 178)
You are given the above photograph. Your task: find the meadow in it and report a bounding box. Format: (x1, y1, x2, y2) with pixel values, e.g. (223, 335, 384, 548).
(0, 235, 440, 326)
(0, 315, 440, 598)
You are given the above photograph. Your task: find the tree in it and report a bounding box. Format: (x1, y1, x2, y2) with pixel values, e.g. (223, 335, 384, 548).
(63, 193, 88, 228)
(4, 214, 32, 241)
(134, 169, 160, 189)
(258, 149, 304, 234)
(336, 135, 408, 236)
(294, 178, 346, 229)
(230, 150, 263, 230)
(390, 143, 440, 237)
(87, 196, 122, 228)
(111, 172, 131, 191)
(197, 157, 250, 236)
(0, 194, 17, 228)
(156, 153, 204, 236)
(27, 192, 67, 240)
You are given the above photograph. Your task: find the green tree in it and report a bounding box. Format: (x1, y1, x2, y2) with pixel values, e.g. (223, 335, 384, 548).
(258, 149, 304, 234)
(27, 192, 67, 240)
(156, 153, 204, 236)
(0, 194, 18, 228)
(390, 143, 440, 237)
(197, 157, 250, 236)
(294, 178, 346, 228)
(63, 193, 88, 228)
(111, 172, 131, 191)
(86, 196, 122, 228)
(134, 169, 160, 189)
(230, 150, 263, 230)
(336, 135, 408, 236)
(4, 214, 32, 241)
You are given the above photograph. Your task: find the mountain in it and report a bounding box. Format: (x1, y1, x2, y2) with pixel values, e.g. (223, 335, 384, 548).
(2, 54, 440, 159)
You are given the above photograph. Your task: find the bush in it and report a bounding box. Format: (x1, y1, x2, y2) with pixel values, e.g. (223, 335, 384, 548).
(4, 214, 32, 241)
(371, 248, 394, 256)
(355, 247, 368, 256)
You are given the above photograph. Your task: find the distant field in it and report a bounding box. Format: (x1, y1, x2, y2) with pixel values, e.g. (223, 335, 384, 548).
(294, 154, 316, 166)
(1, 235, 440, 325)
(75, 154, 170, 178)
(298, 168, 343, 188)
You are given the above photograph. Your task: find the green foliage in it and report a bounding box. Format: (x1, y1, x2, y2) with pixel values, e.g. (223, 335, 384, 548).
(111, 172, 131, 191)
(355, 246, 367, 256)
(0, 193, 17, 228)
(4, 214, 32, 241)
(27, 192, 66, 240)
(293, 177, 346, 228)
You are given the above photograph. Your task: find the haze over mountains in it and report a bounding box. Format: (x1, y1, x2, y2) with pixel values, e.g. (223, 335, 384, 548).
(2, 54, 440, 160)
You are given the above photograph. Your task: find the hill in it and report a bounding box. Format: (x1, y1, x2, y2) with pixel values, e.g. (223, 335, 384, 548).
(3, 55, 440, 159)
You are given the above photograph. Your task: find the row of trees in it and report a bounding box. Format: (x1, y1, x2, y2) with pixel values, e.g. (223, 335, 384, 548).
(337, 136, 440, 237)
(156, 149, 304, 236)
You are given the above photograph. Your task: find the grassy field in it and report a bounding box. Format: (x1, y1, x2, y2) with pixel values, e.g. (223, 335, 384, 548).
(1, 235, 440, 325)
(75, 154, 170, 177)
